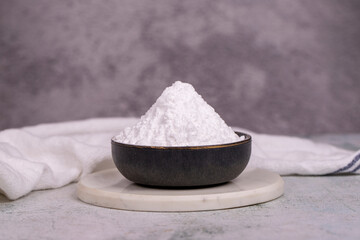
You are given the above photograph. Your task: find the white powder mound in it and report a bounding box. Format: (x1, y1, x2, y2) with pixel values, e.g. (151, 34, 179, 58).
(115, 81, 244, 146)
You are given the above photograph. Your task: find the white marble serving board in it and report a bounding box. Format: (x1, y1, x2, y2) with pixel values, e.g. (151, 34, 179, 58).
(77, 168, 284, 212)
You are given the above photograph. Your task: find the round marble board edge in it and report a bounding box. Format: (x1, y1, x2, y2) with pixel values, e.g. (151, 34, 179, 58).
(77, 168, 284, 212)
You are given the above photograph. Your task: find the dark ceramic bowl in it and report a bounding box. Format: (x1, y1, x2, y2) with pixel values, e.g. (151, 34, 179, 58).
(111, 132, 251, 187)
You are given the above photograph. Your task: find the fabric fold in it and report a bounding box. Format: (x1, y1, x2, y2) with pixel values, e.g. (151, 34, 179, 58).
(0, 118, 358, 200)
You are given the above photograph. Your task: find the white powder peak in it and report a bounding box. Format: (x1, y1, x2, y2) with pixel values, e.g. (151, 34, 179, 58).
(115, 81, 243, 146)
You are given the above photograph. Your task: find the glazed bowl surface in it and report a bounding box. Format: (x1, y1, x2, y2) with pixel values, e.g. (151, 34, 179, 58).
(111, 132, 251, 187)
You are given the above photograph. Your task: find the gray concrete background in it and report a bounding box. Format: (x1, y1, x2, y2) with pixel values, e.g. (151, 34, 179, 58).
(0, 0, 359, 135)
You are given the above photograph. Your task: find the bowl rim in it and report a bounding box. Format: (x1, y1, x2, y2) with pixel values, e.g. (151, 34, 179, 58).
(111, 131, 251, 150)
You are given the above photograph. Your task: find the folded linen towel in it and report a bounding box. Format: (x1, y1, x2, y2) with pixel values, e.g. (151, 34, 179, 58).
(0, 118, 359, 200)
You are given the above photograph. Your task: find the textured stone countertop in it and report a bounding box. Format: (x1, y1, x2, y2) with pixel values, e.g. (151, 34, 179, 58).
(1, 134, 360, 240)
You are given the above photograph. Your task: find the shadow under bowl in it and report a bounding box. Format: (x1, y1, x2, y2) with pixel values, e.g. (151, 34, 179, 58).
(111, 132, 251, 187)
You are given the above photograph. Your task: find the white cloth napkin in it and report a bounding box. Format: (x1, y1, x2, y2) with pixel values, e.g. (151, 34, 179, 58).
(0, 118, 359, 200)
